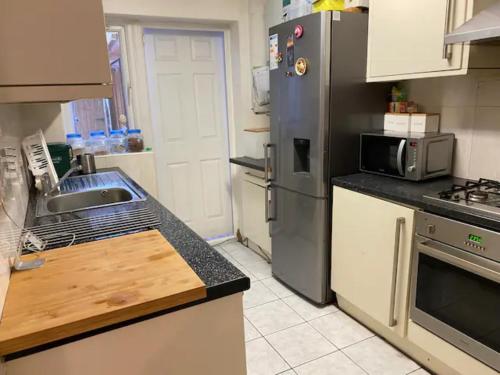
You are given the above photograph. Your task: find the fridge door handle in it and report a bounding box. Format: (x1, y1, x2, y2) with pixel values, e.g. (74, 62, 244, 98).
(264, 143, 274, 183)
(265, 185, 274, 223)
(389, 217, 405, 327)
(397, 139, 406, 177)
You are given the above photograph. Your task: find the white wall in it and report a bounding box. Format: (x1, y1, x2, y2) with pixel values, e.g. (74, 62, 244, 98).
(403, 70, 500, 180)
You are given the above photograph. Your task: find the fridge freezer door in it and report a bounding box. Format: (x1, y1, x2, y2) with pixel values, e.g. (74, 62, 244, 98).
(269, 12, 331, 198)
(270, 186, 331, 304)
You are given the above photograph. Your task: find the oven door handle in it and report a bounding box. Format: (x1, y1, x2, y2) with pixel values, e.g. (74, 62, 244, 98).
(417, 240, 500, 282)
(396, 139, 406, 177)
(389, 216, 406, 327)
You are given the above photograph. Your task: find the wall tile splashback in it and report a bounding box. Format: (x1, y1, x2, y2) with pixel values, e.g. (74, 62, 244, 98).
(404, 70, 500, 179)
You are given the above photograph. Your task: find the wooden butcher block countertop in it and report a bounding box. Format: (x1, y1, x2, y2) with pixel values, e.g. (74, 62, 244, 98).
(0, 230, 207, 356)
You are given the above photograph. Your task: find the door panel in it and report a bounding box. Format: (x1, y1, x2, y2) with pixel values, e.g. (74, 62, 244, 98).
(145, 29, 233, 239)
(269, 12, 331, 198)
(331, 187, 415, 337)
(271, 186, 329, 303)
(368, 0, 468, 79)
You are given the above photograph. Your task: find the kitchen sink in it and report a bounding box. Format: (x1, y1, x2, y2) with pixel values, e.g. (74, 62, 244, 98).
(36, 171, 146, 217)
(46, 188, 133, 214)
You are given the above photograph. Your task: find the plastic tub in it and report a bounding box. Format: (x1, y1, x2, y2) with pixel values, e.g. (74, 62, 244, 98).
(127, 129, 144, 153)
(86, 130, 108, 156)
(108, 130, 127, 154)
(66, 133, 85, 157)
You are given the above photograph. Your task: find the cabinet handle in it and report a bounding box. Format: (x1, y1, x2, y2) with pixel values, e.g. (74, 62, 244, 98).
(388, 217, 405, 327)
(263, 143, 274, 183)
(442, 0, 453, 60)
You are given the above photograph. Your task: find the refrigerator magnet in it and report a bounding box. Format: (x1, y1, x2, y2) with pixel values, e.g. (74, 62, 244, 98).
(269, 34, 279, 70)
(295, 57, 308, 76)
(286, 35, 294, 67)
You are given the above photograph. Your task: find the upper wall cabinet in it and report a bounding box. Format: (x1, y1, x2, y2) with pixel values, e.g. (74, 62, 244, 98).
(367, 0, 500, 82)
(0, 0, 112, 103)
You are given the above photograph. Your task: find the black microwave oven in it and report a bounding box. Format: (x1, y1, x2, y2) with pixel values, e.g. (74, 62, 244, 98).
(359, 132, 454, 181)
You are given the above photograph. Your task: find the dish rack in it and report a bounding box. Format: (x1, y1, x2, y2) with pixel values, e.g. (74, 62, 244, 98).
(22, 130, 58, 191)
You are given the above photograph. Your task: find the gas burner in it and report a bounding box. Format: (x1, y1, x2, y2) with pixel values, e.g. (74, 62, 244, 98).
(424, 177, 500, 220)
(467, 190, 489, 203)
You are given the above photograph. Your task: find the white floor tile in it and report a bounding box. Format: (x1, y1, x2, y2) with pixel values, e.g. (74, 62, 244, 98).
(221, 241, 245, 254)
(231, 245, 266, 266)
(309, 311, 374, 349)
(343, 336, 419, 375)
(282, 295, 338, 321)
(244, 281, 279, 309)
(232, 260, 258, 282)
(245, 260, 272, 280)
(245, 317, 262, 342)
(245, 300, 304, 336)
(261, 277, 294, 298)
(266, 323, 337, 368)
(294, 351, 365, 375)
(246, 338, 290, 375)
(278, 370, 297, 375)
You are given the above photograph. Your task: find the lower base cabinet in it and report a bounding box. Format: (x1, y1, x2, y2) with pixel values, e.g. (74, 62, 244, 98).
(241, 172, 271, 255)
(331, 186, 497, 375)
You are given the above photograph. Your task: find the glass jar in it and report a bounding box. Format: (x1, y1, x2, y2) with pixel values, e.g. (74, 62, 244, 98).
(66, 133, 85, 157)
(108, 130, 127, 154)
(86, 130, 108, 156)
(127, 129, 144, 153)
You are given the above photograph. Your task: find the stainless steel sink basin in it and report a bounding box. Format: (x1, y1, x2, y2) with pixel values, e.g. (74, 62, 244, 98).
(46, 188, 133, 214)
(36, 171, 146, 217)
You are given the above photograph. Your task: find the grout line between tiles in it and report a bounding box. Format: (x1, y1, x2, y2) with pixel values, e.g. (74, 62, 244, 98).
(340, 344, 371, 375)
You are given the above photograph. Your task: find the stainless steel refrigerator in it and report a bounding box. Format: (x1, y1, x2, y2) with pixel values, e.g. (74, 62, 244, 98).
(267, 11, 388, 304)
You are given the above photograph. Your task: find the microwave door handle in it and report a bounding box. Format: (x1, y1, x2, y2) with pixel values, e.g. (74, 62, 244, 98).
(397, 139, 406, 176)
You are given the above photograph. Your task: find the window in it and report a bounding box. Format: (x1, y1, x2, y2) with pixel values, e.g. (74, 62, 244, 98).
(65, 28, 133, 138)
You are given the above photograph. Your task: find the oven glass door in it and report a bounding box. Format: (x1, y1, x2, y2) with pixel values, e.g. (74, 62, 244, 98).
(412, 240, 500, 370)
(360, 135, 406, 177)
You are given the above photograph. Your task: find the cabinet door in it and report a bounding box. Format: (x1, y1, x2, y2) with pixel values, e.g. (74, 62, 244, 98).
(331, 187, 415, 337)
(0, 0, 111, 86)
(242, 176, 271, 254)
(367, 0, 471, 81)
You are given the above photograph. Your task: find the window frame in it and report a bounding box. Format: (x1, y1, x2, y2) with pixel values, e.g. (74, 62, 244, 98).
(62, 25, 137, 135)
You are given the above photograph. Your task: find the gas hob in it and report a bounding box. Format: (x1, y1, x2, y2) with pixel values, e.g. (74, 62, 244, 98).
(424, 178, 500, 220)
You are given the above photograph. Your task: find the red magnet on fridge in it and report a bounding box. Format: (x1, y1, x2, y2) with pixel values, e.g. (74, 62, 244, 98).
(294, 24, 304, 39)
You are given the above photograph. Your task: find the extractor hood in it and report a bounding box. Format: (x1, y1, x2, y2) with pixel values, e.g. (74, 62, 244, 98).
(445, 1, 500, 44)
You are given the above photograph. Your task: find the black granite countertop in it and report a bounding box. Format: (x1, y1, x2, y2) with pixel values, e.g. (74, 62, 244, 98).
(15, 168, 249, 360)
(229, 156, 265, 171)
(333, 173, 500, 232)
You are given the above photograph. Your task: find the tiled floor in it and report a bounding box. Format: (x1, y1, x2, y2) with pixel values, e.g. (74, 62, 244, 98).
(214, 240, 431, 375)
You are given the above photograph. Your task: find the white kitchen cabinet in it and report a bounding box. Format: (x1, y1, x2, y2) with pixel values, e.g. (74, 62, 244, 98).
(0, 0, 112, 103)
(331, 186, 415, 337)
(367, 0, 500, 81)
(242, 172, 272, 255)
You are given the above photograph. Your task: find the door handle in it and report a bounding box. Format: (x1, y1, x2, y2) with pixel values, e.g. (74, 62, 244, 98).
(442, 0, 453, 60)
(389, 217, 405, 327)
(264, 143, 274, 183)
(265, 185, 274, 223)
(396, 140, 406, 177)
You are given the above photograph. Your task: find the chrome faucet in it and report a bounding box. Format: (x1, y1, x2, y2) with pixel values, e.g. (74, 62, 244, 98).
(44, 165, 82, 196)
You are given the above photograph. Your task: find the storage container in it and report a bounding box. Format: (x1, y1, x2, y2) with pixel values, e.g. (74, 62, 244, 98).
(410, 113, 440, 133)
(108, 130, 127, 154)
(66, 133, 85, 157)
(127, 129, 144, 153)
(384, 113, 411, 132)
(86, 130, 108, 155)
(283, 0, 313, 21)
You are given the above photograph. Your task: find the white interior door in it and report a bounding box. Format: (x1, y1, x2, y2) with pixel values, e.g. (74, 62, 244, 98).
(144, 29, 233, 240)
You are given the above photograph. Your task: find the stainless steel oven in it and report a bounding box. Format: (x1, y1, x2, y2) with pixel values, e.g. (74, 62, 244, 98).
(360, 132, 454, 181)
(410, 212, 500, 371)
